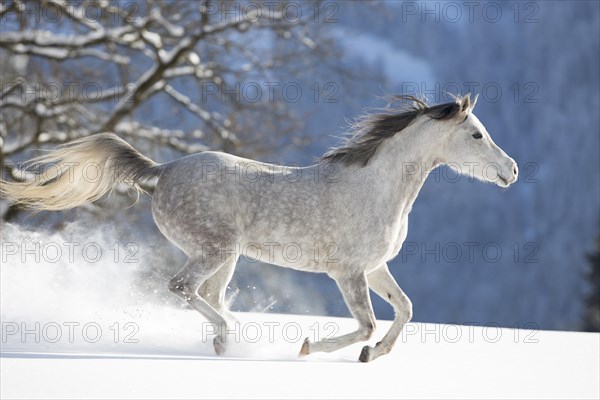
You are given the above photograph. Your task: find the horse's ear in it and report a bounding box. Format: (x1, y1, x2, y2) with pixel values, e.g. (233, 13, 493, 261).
(471, 93, 479, 110)
(460, 93, 471, 114)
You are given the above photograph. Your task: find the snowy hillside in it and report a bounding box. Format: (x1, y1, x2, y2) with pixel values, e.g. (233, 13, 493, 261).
(1, 214, 599, 399)
(1, 312, 599, 399)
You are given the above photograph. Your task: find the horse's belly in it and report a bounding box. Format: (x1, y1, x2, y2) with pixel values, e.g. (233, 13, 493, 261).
(237, 239, 339, 273)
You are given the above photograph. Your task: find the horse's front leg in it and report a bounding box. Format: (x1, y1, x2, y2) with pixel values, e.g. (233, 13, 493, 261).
(359, 264, 413, 362)
(299, 272, 375, 356)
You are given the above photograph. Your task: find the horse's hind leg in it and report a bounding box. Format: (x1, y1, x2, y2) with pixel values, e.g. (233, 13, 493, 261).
(359, 264, 412, 362)
(169, 253, 235, 355)
(300, 272, 375, 356)
(198, 255, 238, 323)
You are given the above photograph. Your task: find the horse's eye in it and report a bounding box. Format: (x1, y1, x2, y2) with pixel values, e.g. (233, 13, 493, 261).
(472, 132, 483, 139)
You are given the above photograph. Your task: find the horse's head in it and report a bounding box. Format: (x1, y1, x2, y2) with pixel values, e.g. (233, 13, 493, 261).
(439, 94, 518, 187)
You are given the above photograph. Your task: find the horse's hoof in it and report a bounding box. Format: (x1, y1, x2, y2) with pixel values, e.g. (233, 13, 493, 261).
(299, 337, 310, 356)
(214, 337, 226, 355)
(359, 345, 373, 362)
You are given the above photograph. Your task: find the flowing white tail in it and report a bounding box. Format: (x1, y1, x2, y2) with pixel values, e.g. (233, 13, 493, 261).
(0, 133, 161, 210)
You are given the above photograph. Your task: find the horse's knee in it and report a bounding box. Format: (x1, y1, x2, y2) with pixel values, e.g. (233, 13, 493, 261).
(396, 296, 413, 322)
(404, 303, 413, 322)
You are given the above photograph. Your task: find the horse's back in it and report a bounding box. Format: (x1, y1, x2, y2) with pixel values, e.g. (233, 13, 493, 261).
(150, 151, 312, 254)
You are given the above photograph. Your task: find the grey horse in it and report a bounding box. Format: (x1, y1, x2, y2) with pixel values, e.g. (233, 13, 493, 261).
(0, 94, 518, 362)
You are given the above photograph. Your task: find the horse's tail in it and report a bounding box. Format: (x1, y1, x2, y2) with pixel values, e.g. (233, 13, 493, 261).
(0, 133, 162, 211)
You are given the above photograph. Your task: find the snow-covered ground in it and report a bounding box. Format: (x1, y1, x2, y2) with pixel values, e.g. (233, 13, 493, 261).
(1, 223, 598, 398)
(1, 312, 598, 399)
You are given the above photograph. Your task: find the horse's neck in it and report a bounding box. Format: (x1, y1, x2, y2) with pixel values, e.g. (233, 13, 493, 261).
(344, 119, 441, 220)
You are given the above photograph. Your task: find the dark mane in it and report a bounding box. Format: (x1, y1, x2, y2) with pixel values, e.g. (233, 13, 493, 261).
(320, 95, 463, 166)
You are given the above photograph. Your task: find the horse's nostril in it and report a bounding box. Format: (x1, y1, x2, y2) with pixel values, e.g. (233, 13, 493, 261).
(512, 165, 518, 176)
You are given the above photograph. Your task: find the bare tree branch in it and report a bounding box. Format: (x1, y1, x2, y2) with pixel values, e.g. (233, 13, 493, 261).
(1, 0, 345, 221)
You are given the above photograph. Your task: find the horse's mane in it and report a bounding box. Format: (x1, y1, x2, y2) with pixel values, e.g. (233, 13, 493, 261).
(320, 95, 464, 167)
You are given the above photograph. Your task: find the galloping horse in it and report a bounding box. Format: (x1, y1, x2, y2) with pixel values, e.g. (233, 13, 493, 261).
(1, 94, 518, 361)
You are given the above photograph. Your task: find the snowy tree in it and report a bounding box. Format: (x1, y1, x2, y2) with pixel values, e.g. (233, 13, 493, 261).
(0, 0, 343, 220)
